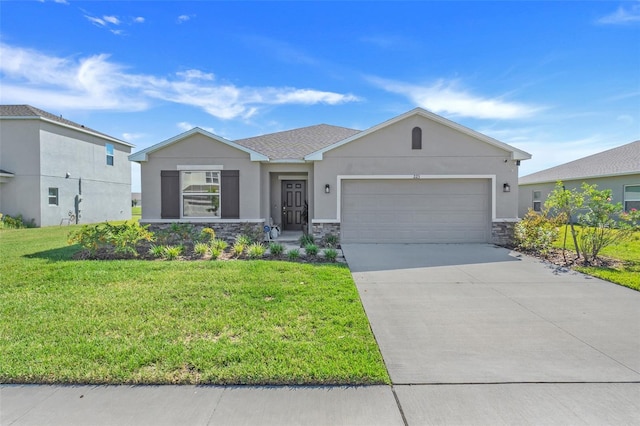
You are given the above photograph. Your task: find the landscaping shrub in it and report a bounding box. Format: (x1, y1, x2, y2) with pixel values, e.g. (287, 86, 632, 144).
(299, 234, 314, 247)
(232, 242, 246, 258)
(269, 242, 284, 256)
(68, 221, 154, 257)
(0, 213, 36, 229)
(198, 227, 216, 243)
(163, 245, 183, 260)
(323, 248, 338, 262)
(194, 242, 210, 257)
(210, 247, 222, 260)
(322, 234, 339, 248)
(287, 249, 300, 261)
(148, 244, 165, 258)
(211, 238, 228, 252)
(235, 234, 252, 246)
(247, 243, 266, 259)
(304, 243, 319, 256)
(514, 210, 560, 257)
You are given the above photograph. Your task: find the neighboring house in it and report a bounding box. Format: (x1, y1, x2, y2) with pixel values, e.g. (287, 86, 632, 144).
(132, 192, 142, 206)
(518, 140, 640, 217)
(129, 108, 531, 244)
(0, 105, 133, 227)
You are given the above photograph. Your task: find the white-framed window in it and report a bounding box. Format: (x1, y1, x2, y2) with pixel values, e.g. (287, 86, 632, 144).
(624, 185, 640, 211)
(48, 187, 59, 206)
(181, 171, 220, 218)
(106, 143, 114, 166)
(532, 190, 542, 212)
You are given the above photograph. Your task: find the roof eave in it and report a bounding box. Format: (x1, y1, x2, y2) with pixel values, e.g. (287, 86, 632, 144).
(128, 127, 268, 163)
(519, 170, 640, 186)
(0, 115, 134, 148)
(304, 107, 532, 161)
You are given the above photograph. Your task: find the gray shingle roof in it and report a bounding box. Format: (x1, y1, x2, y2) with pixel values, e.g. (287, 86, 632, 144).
(0, 105, 131, 146)
(235, 124, 361, 160)
(519, 140, 640, 185)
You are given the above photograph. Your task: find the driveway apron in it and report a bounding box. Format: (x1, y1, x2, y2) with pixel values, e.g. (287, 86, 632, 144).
(343, 243, 640, 384)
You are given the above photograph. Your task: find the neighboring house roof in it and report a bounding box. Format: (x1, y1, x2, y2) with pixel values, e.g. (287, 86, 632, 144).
(129, 127, 269, 162)
(235, 124, 361, 161)
(305, 108, 532, 161)
(519, 140, 640, 185)
(0, 105, 133, 147)
(0, 169, 14, 177)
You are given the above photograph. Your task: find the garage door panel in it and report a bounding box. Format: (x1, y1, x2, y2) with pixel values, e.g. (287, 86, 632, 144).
(341, 179, 491, 243)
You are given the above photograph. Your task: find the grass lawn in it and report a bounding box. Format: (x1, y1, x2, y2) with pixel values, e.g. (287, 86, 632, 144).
(554, 226, 640, 291)
(0, 225, 389, 385)
(131, 206, 141, 221)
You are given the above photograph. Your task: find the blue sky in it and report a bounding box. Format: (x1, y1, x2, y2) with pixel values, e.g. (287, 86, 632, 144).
(1, 1, 639, 192)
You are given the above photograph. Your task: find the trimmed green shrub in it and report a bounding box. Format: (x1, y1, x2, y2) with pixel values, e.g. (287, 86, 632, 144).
(514, 210, 560, 257)
(323, 248, 338, 262)
(299, 234, 314, 247)
(269, 242, 284, 256)
(247, 243, 266, 259)
(304, 243, 319, 256)
(194, 242, 209, 257)
(68, 221, 154, 257)
(287, 249, 300, 261)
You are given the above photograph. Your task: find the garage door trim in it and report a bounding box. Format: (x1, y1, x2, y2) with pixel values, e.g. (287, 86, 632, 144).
(336, 174, 496, 222)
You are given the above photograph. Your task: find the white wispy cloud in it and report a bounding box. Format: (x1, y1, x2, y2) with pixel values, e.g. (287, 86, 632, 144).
(177, 122, 215, 133)
(83, 11, 143, 34)
(177, 14, 195, 24)
(122, 132, 146, 142)
(369, 76, 542, 120)
(597, 2, 640, 24)
(0, 43, 360, 119)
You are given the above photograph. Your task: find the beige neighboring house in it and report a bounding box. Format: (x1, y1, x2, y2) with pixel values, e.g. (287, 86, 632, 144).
(518, 140, 640, 217)
(0, 105, 133, 227)
(129, 108, 531, 244)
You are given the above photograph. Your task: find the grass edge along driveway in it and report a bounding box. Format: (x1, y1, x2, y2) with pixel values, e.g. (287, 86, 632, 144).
(0, 226, 389, 385)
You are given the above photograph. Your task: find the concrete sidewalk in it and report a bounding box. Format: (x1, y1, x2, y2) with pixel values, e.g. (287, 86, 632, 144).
(4, 383, 640, 425)
(1, 385, 403, 426)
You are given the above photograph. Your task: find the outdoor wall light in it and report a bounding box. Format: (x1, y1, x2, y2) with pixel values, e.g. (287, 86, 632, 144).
(65, 172, 71, 178)
(325, 184, 331, 194)
(503, 183, 511, 193)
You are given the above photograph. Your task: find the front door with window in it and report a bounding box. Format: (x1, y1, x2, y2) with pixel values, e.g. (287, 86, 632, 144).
(282, 180, 306, 231)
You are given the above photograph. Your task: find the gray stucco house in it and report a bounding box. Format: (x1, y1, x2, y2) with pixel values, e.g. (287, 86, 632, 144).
(0, 105, 133, 227)
(519, 140, 640, 217)
(130, 108, 531, 244)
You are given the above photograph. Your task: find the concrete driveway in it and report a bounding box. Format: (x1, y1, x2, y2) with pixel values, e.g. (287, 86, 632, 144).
(343, 243, 640, 424)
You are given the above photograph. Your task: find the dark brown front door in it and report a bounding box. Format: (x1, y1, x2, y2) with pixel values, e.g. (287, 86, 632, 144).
(282, 180, 306, 231)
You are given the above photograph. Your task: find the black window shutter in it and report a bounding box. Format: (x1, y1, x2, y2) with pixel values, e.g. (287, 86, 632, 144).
(221, 170, 240, 219)
(160, 170, 180, 219)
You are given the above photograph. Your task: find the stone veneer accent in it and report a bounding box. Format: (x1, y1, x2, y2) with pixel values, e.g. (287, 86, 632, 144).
(312, 222, 341, 243)
(144, 221, 265, 244)
(491, 220, 518, 247)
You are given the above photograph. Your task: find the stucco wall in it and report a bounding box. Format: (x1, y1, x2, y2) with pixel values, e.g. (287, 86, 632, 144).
(0, 118, 131, 226)
(313, 114, 521, 220)
(39, 123, 131, 226)
(140, 133, 261, 220)
(519, 174, 640, 217)
(0, 119, 41, 223)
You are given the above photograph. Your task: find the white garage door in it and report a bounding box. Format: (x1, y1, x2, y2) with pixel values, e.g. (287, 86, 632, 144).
(341, 179, 491, 243)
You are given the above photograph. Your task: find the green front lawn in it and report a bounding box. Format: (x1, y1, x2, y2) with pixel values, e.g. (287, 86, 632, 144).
(0, 226, 389, 385)
(131, 206, 141, 221)
(554, 226, 640, 291)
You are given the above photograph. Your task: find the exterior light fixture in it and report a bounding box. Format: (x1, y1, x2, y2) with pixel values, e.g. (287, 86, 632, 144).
(325, 184, 331, 194)
(503, 183, 511, 193)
